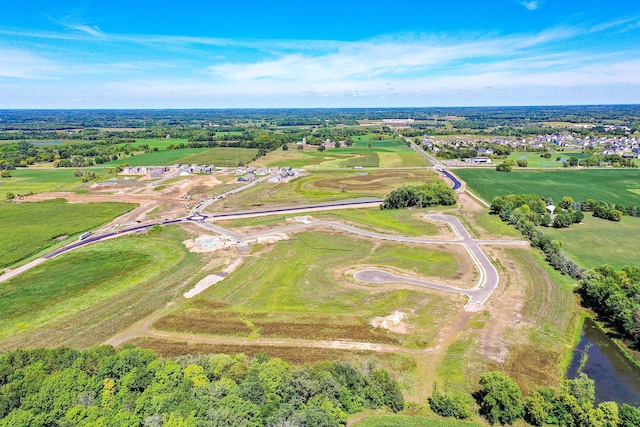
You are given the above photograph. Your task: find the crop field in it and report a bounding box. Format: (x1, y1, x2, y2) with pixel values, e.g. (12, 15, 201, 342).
(253, 135, 428, 168)
(507, 151, 592, 168)
(102, 147, 258, 167)
(0, 167, 88, 195)
(455, 168, 640, 206)
(153, 231, 467, 349)
(0, 227, 209, 350)
(208, 169, 439, 211)
(543, 214, 640, 269)
(0, 199, 136, 268)
(176, 147, 258, 166)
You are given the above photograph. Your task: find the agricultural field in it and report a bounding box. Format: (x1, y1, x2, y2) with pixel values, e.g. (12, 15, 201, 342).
(153, 231, 468, 349)
(253, 135, 429, 169)
(0, 198, 136, 268)
(455, 168, 640, 207)
(102, 147, 257, 167)
(507, 151, 591, 168)
(543, 214, 640, 269)
(0, 167, 90, 195)
(0, 226, 209, 350)
(207, 169, 440, 212)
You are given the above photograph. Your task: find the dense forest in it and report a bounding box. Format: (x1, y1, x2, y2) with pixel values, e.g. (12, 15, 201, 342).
(0, 346, 403, 426)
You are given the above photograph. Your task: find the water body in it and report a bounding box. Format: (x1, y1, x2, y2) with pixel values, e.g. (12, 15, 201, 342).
(31, 141, 62, 146)
(566, 318, 640, 405)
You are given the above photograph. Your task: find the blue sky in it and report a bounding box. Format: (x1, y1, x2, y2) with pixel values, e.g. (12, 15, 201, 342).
(1, 0, 639, 108)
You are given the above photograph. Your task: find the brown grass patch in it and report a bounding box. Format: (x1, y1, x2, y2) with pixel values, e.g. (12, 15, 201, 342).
(499, 345, 562, 395)
(153, 310, 252, 336)
(255, 320, 400, 344)
(131, 337, 379, 365)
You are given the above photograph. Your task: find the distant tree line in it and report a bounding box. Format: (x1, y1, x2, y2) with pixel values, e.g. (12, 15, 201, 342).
(381, 182, 456, 210)
(430, 371, 640, 426)
(0, 346, 403, 426)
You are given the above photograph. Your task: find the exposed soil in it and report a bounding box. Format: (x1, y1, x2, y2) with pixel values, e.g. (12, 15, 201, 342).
(476, 247, 527, 363)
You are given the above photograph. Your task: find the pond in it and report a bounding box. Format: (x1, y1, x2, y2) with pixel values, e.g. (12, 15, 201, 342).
(566, 317, 640, 405)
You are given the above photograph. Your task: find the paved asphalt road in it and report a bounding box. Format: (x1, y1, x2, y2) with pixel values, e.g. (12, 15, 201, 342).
(0, 195, 524, 308)
(246, 214, 526, 306)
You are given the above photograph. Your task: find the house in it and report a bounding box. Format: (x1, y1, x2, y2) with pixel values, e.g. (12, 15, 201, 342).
(472, 157, 491, 163)
(237, 173, 255, 182)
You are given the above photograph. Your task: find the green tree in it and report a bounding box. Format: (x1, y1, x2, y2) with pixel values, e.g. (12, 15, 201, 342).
(429, 383, 471, 419)
(552, 213, 572, 228)
(561, 196, 575, 210)
(496, 162, 513, 172)
(0, 170, 11, 178)
(619, 403, 640, 427)
(478, 371, 524, 425)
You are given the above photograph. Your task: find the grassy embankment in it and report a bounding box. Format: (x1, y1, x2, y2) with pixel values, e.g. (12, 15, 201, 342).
(253, 135, 428, 169)
(436, 247, 577, 396)
(0, 226, 208, 350)
(0, 199, 136, 268)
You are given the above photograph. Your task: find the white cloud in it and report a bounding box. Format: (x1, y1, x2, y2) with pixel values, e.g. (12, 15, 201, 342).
(519, 1, 542, 11)
(67, 24, 104, 37)
(0, 49, 61, 79)
(2, 18, 640, 107)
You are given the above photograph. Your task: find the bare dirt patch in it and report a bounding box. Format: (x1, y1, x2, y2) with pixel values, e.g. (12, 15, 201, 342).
(476, 247, 528, 364)
(370, 311, 412, 334)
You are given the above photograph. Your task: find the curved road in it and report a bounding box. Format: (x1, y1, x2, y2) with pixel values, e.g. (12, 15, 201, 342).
(243, 214, 526, 306)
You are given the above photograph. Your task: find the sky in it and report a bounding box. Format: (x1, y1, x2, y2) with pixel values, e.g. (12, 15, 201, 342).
(1, 0, 640, 109)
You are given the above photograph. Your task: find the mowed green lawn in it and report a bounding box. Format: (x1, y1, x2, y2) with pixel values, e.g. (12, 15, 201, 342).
(507, 151, 591, 168)
(0, 234, 184, 340)
(455, 168, 640, 206)
(543, 214, 640, 269)
(0, 199, 136, 268)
